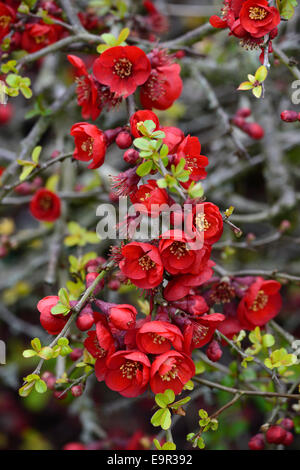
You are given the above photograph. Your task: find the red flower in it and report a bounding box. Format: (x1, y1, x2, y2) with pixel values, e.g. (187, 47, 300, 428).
(237, 277, 282, 329)
(93, 46, 151, 98)
(136, 320, 184, 354)
(183, 313, 225, 354)
(239, 0, 280, 38)
(217, 317, 244, 341)
(84, 317, 115, 359)
(21, 22, 63, 53)
(119, 242, 164, 289)
(37, 296, 70, 335)
(161, 126, 184, 153)
(140, 63, 182, 110)
(68, 55, 101, 120)
(171, 294, 209, 315)
(150, 350, 195, 394)
(130, 109, 160, 137)
(101, 350, 151, 397)
(109, 304, 137, 330)
(70, 122, 107, 169)
(159, 229, 211, 275)
(185, 202, 223, 245)
(0, 3, 15, 40)
(173, 135, 208, 188)
(164, 259, 215, 301)
(0, 103, 13, 125)
(130, 180, 169, 217)
(30, 188, 61, 222)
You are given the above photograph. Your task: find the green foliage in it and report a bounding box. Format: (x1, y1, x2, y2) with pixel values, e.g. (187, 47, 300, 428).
(264, 348, 297, 370)
(19, 373, 47, 397)
(153, 439, 176, 450)
(17, 146, 42, 181)
(5, 73, 33, 99)
(277, 0, 298, 18)
(238, 66, 268, 99)
(64, 221, 100, 247)
(97, 27, 130, 53)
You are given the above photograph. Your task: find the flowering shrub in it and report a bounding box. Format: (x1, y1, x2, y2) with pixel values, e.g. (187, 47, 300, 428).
(1, 0, 300, 453)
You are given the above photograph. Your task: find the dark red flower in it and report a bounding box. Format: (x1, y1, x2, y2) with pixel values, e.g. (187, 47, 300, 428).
(0, 3, 15, 40)
(93, 46, 151, 98)
(84, 316, 115, 362)
(111, 167, 140, 197)
(130, 180, 169, 217)
(30, 188, 61, 222)
(38, 296, 70, 335)
(130, 110, 160, 138)
(159, 229, 211, 275)
(173, 135, 208, 189)
(70, 122, 107, 169)
(237, 277, 282, 329)
(183, 313, 225, 353)
(136, 320, 184, 354)
(21, 22, 63, 53)
(119, 242, 164, 289)
(239, 0, 280, 38)
(217, 316, 244, 340)
(185, 202, 223, 245)
(68, 55, 101, 120)
(100, 350, 151, 397)
(171, 294, 209, 315)
(140, 63, 182, 110)
(150, 350, 195, 394)
(0, 103, 13, 125)
(109, 304, 137, 330)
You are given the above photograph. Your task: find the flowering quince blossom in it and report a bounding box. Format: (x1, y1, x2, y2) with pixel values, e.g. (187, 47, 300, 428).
(185, 202, 224, 245)
(29, 188, 61, 222)
(37, 296, 70, 335)
(183, 313, 225, 354)
(130, 179, 169, 217)
(130, 109, 160, 137)
(96, 350, 151, 397)
(173, 135, 208, 188)
(70, 122, 107, 169)
(140, 49, 183, 110)
(136, 320, 184, 354)
(119, 241, 164, 289)
(237, 277, 282, 329)
(93, 45, 151, 98)
(0, 2, 15, 40)
(150, 350, 195, 394)
(84, 316, 116, 362)
(162, 126, 185, 153)
(21, 21, 64, 53)
(67, 55, 101, 121)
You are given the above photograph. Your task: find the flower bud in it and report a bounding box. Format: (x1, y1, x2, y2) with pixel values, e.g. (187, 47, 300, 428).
(70, 348, 83, 362)
(116, 131, 132, 149)
(248, 433, 265, 450)
(206, 340, 223, 362)
(236, 107, 251, 118)
(280, 110, 299, 122)
(123, 148, 139, 165)
(282, 431, 294, 446)
(71, 384, 84, 397)
(244, 122, 264, 140)
(85, 272, 104, 295)
(280, 418, 294, 431)
(266, 425, 287, 444)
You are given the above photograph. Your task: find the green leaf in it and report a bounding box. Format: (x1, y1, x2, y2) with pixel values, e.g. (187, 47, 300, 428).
(58, 287, 70, 308)
(278, 0, 298, 18)
(262, 334, 275, 348)
(57, 337, 69, 347)
(197, 437, 205, 449)
(151, 408, 165, 427)
(101, 33, 117, 46)
(38, 347, 53, 360)
(255, 65, 268, 83)
(23, 349, 37, 358)
(160, 408, 172, 430)
(31, 337, 41, 352)
(136, 160, 153, 177)
(6, 73, 20, 88)
(51, 302, 70, 316)
(31, 146, 42, 164)
(117, 27, 130, 44)
(20, 84, 33, 99)
(19, 382, 35, 397)
(35, 379, 47, 394)
(19, 165, 35, 181)
(188, 181, 204, 199)
(162, 442, 176, 450)
(157, 178, 167, 188)
(153, 439, 161, 450)
(134, 137, 151, 151)
(252, 86, 262, 99)
(164, 389, 175, 404)
(237, 81, 253, 91)
(155, 393, 169, 408)
(199, 409, 208, 419)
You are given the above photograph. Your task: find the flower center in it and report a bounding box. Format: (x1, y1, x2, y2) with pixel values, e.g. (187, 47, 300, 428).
(120, 360, 141, 379)
(75, 77, 90, 101)
(160, 364, 178, 381)
(144, 72, 166, 101)
(113, 58, 133, 78)
(138, 254, 156, 271)
(35, 35, 47, 44)
(249, 6, 267, 20)
(0, 15, 11, 28)
(195, 213, 210, 232)
(39, 195, 53, 211)
(186, 157, 198, 172)
(139, 192, 151, 202)
(192, 323, 209, 344)
(81, 137, 94, 156)
(149, 332, 166, 344)
(169, 241, 188, 259)
(209, 282, 235, 304)
(250, 290, 269, 311)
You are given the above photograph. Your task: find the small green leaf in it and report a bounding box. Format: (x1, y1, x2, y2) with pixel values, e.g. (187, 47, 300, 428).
(255, 65, 268, 83)
(252, 86, 262, 99)
(35, 379, 47, 394)
(31, 146, 42, 163)
(136, 160, 153, 177)
(237, 81, 253, 91)
(31, 337, 41, 352)
(23, 349, 37, 358)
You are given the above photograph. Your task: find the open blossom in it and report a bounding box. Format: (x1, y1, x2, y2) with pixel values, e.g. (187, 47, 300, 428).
(140, 63, 182, 110)
(237, 277, 282, 329)
(130, 180, 169, 217)
(29, 188, 61, 222)
(159, 229, 211, 275)
(0, 2, 15, 40)
(21, 21, 64, 53)
(119, 242, 164, 289)
(185, 202, 223, 245)
(136, 320, 184, 354)
(68, 55, 101, 120)
(210, 0, 280, 46)
(173, 135, 208, 188)
(84, 315, 115, 361)
(164, 259, 215, 301)
(183, 313, 225, 354)
(150, 350, 195, 394)
(70, 122, 107, 169)
(93, 46, 151, 98)
(161, 126, 184, 153)
(38, 296, 70, 335)
(98, 350, 151, 397)
(130, 110, 160, 137)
